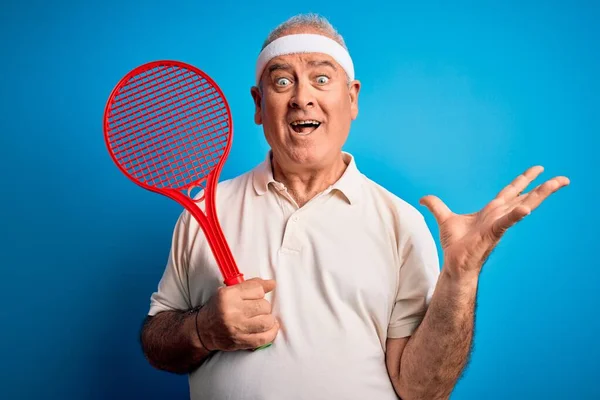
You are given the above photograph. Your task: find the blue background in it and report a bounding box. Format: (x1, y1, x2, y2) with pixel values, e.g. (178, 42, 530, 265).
(1, 0, 597, 399)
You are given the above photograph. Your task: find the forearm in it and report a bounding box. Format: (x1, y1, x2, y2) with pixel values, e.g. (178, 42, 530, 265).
(140, 309, 212, 374)
(397, 267, 479, 400)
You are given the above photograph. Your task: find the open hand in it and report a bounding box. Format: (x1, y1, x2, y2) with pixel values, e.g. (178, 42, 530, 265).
(420, 166, 570, 278)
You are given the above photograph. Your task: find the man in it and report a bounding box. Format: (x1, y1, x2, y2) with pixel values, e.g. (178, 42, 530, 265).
(140, 14, 569, 400)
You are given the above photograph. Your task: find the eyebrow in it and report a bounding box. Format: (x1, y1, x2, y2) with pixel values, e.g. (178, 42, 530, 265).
(307, 60, 337, 71)
(268, 63, 292, 74)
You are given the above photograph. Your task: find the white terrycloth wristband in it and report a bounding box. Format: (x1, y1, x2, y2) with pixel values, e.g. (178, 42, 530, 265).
(255, 33, 355, 85)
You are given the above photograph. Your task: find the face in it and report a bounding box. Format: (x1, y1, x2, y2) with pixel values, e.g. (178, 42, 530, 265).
(251, 47, 360, 170)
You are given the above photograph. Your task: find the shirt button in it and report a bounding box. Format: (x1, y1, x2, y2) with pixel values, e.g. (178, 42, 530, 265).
(292, 216, 299, 222)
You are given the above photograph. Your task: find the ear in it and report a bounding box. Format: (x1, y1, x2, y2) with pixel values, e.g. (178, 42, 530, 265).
(250, 86, 263, 125)
(348, 80, 361, 120)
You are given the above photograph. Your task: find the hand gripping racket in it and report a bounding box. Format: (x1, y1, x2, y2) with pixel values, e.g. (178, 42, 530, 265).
(103, 60, 244, 286)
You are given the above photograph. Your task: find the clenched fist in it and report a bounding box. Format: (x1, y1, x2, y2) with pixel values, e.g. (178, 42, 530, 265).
(197, 278, 280, 351)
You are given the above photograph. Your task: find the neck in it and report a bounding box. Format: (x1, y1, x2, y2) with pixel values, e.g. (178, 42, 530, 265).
(271, 153, 348, 207)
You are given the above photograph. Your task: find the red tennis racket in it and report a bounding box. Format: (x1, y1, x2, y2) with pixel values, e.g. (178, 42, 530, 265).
(103, 60, 244, 287)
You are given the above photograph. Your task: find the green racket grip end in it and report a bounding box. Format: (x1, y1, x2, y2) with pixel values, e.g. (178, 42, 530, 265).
(253, 342, 273, 351)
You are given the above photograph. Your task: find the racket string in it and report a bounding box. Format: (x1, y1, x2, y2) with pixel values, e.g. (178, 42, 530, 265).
(111, 85, 225, 166)
(109, 70, 203, 130)
(117, 64, 170, 94)
(127, 106, 227, 188)
(112, 90, 223, 162)
(109, 65, 177, 115)
(109, 70, 214, 137)
(106, 63, 230, 191)
(109, 66, 179, 121)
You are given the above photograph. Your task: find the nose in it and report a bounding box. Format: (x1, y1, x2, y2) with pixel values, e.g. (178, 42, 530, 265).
(289, 80, 314, 110)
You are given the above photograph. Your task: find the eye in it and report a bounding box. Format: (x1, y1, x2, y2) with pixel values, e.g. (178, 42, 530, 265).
(276, 77, 291, 86)
(316, 75, 329, 85)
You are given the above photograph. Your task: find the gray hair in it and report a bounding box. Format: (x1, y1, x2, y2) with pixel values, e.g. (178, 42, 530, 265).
(260, 13, 348, 51)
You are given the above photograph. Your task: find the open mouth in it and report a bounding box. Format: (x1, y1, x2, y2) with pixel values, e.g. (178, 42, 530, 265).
(290, 119, 321, 135)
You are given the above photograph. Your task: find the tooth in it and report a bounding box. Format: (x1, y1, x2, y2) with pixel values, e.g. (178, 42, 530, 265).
(290, 120, 320, 126)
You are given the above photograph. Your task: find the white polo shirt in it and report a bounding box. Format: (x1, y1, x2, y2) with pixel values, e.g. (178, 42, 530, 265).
(148, 152, 440, 400)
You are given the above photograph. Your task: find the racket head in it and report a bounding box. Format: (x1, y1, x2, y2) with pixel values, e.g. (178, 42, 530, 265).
(103, 60, 233, 201)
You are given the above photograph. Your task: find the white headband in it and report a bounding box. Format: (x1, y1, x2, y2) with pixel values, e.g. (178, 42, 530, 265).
(255, 33, 355, 85)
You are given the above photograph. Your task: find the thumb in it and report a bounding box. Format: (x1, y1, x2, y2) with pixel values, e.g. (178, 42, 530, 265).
(247, 277, 276, 294)
(260, 279, 276, 294)
(419, 195, 452, 225)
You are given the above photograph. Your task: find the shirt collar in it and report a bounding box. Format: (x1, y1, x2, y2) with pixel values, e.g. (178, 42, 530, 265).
(252, 151, 277, 196)
(252, 151, 363, 205)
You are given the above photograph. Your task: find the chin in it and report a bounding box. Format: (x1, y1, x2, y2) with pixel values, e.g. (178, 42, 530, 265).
(285, 146, 334, 167)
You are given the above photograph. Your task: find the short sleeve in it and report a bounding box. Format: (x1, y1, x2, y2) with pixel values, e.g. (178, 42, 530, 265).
(148, 212, 193, 316)
(387, 215, 441, 338)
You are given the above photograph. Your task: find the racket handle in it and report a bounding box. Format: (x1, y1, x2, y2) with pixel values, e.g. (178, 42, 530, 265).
(223, 274, 244, 286)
